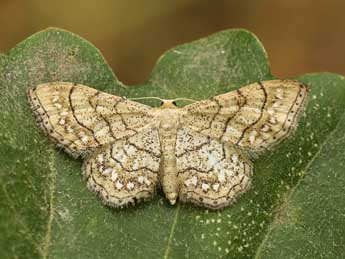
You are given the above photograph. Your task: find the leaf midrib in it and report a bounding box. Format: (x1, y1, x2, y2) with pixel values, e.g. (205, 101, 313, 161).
(41, 148, 57, 259)
(163, 204, 181, 259)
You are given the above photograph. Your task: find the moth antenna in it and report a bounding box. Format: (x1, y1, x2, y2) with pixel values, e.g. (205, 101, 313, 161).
(128, 96, 164, 102)
(173, 98, 197, 103)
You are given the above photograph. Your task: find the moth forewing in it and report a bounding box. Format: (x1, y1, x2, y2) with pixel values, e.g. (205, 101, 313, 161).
(180, 79, 309, 153)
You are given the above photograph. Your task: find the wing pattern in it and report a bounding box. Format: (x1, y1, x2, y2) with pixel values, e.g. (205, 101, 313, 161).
(83, 127, 161, 207)
(176, 127, 252, 209)
(28, 82, 154, 157)
(180, 80, 308, 152)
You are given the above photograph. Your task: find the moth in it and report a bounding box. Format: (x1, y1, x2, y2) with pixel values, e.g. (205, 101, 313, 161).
(27, 80, 308, 209)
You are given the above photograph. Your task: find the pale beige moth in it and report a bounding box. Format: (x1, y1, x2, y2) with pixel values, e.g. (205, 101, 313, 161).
(27, 80, 308, 209)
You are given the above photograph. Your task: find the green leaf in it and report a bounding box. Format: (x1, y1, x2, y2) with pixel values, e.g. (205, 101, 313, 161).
(255, 74, 345, 259)
(0, 28, 344, 259)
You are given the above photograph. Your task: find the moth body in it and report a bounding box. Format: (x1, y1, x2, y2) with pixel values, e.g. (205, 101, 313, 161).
(156, 102, 180, 205)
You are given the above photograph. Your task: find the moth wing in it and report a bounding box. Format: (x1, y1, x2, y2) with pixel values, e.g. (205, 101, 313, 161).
(176, 127, 252, 209)
(180, 80, 308, 152)
(28, 82, 155, 157)
(83, 127, 161, 207)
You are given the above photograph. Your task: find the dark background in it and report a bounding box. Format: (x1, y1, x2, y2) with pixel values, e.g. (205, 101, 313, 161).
(1, 0, 344, 84)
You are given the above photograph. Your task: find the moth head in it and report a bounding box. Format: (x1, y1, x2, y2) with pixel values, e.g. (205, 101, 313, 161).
(160, 99, 178, 109)
(159, 98, 197, 109)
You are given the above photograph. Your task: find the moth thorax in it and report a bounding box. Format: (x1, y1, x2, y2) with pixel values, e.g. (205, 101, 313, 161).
(159, 109, 179, 132)
(160, 123, 173, 131)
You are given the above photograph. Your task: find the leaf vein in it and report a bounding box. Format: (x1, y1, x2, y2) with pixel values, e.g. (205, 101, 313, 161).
(163, 204, 181, 259)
